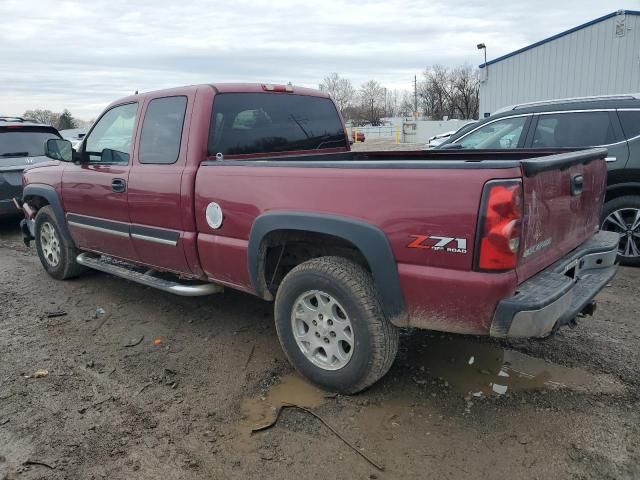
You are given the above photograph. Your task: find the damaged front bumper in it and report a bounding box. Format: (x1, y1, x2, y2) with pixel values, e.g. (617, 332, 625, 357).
(490, 230, 619, 338)
(14, 198, 36, 246)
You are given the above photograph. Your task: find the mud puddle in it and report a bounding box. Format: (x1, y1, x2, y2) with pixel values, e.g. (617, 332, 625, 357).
(240, 374, 326, 432)
(406, 334, 624, 397)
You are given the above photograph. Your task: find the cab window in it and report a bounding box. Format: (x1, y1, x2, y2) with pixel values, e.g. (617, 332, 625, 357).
(139, 96, 187, 164)
(208, 93, 348, 156)
(457, 116, 528, 149)
(84, 103, 138, 164)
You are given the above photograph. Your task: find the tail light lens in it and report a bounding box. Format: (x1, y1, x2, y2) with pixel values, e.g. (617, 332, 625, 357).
(262, 83, 294, 92)
(476, 179, 523, 271)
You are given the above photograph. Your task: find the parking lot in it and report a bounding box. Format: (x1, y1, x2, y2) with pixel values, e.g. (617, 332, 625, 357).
(0, 213, 638, 480)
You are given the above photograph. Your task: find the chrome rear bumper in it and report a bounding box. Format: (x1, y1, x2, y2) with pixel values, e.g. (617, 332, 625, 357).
(490, 230, 619, 338)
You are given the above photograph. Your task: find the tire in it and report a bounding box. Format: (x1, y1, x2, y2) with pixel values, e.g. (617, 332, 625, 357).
(601, 195, 640, 267)
(274, 256, 399, 394)
(34, 206, 85, 279)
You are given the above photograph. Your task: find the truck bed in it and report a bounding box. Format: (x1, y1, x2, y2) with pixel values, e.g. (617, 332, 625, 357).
(195, 147, 608, 334)
(202, 148, 603, 173)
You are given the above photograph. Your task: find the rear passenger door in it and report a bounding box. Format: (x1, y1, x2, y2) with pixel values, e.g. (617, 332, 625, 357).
(127, 95, 193, 274)
(527, 110, 629, 173)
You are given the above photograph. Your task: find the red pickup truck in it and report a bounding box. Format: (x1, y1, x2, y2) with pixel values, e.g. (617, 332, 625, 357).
(19, 83, 619, 393)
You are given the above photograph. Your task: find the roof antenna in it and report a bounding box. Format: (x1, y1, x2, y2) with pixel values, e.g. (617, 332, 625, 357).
(134, 90, 138, 95)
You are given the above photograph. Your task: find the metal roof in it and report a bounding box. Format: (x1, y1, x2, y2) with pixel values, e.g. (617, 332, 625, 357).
(479, 10, 640, 68)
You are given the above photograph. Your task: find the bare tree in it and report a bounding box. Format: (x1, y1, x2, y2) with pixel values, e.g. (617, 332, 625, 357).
(420, 65, 453, 120)
(23, 109, 60, 126)
(418, 64, 479, 120)
(449, 65, 479, 120)
(319, 73, 355, 116)
(23, 108, 82, 130)
(398, 91, 415, 118)
(357, 80, 386, 125)
(384, 89, 404, 117)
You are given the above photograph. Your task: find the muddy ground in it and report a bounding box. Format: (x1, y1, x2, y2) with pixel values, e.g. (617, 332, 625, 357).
(0, 214, 639, 480)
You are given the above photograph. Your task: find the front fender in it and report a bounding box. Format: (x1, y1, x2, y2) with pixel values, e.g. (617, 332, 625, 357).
(22, 184, 75, 246)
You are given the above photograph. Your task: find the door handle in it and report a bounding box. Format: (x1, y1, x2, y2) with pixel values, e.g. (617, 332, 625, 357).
(571, 174, 583, 196)
(112, 178, 126, 193)
(605, 157, 617, 163)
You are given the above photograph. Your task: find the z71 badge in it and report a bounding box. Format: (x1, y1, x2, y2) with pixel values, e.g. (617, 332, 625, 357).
(407, 235, 468, 254)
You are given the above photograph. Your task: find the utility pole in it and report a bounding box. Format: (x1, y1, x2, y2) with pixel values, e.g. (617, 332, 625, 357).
(414, 75, 418, 118)
(383, 87, 387, 117)
(371, 98, 374, 124)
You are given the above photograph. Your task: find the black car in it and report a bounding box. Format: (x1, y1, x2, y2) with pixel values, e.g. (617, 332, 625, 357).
(439, 94, 640, 265)
(0, 117, 62, 217)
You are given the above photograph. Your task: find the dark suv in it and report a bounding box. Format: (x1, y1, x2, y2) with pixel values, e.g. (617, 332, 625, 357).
(440, 94, 640, 265)
(0, 117, 62, 216)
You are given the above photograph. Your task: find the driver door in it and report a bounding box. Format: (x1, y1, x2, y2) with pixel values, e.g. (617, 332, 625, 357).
(62, 102, 139, 261)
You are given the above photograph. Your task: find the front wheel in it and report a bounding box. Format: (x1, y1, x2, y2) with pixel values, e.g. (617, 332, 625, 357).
(601, 195, 640, 267)
(274, 256, 399, 394)
(35, 206, 86, 279)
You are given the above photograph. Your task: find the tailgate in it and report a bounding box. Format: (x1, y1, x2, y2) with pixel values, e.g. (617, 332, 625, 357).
(516, 148, 608, 282)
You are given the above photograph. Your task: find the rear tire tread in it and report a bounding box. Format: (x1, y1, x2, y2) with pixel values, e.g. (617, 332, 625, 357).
(275, 256, 399, 394)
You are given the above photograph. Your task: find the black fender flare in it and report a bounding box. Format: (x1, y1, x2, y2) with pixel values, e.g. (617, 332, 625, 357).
(248, 211, 405, 318)
(22, 184, 75, 246)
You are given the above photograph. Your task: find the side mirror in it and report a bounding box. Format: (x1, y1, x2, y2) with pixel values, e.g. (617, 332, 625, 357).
(45, 138, 73, 162)
(100, 148, 129, 164)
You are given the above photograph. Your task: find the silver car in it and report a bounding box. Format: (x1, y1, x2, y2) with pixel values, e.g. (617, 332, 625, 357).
(0, 117, 61, 216)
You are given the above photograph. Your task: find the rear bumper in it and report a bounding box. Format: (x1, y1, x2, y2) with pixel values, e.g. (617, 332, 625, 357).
(490, 230, 619, 338)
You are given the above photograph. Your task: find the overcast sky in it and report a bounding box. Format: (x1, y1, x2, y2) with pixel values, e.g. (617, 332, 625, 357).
(0, 0, 630, 119)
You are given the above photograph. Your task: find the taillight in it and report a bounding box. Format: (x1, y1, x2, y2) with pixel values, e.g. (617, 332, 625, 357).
(475, 179, 523, 271)
(262, 83, 294, 92)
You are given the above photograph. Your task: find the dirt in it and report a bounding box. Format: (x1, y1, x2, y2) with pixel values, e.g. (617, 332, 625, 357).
(1, 215, 639, 480)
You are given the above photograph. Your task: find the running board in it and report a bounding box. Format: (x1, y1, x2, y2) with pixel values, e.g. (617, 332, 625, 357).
(76, 253, 223, 296)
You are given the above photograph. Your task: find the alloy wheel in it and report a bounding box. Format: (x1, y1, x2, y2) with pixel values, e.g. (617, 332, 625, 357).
(290, 290, 354, 371)
(602, 208, 640, 258)
(40, 222, 61, 267)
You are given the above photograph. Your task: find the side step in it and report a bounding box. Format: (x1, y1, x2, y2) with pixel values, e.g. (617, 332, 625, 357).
(76, 253, 223, 296)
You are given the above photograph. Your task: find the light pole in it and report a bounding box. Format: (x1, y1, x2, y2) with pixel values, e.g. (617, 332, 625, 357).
(477, 43, 487, 80)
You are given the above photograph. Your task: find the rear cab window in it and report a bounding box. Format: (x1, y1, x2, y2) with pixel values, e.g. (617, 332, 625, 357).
(208, 93, 347, 157)
(0, 127, 60, 158)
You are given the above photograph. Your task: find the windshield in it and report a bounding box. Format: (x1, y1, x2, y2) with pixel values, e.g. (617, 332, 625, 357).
(0, 128, 60, 157)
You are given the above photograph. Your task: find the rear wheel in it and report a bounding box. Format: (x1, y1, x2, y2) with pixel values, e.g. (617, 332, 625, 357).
(601, 195, 640, 267)
(35, 206, 85, 279)
(274, 256, 399, 394)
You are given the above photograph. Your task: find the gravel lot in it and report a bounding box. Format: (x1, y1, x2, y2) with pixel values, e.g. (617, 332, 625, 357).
(1, 180, 639, 479)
